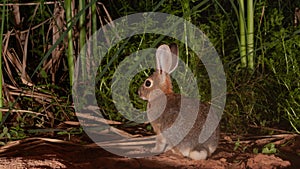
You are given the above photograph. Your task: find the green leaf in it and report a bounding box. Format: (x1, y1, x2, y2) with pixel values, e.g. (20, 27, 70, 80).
(3, 127, 8, 134)
(39, 69, 48, 79)
(253, 148, 259, 154)
(234, 138, 240, 151)
(262, 143, 277, 154)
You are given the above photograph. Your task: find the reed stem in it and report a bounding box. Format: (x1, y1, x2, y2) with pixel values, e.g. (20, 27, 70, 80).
(65, 0, 74, 88)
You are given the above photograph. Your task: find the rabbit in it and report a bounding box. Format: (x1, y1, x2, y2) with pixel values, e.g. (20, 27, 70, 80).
(138, 44, 220, 160)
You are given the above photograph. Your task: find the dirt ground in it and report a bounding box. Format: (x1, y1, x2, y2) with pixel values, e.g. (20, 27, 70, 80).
(0, 132, 299, 169)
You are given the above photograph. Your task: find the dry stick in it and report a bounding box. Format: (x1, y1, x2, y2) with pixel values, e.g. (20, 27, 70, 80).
(2, 19, 51, 37)
(97, 2, 115, 28)
(0, 1, 58, 6)
(254, 134, 298, 146)
(8, 92, 52, 104)
(12, 2, 20, 27)
(63, 121, 80, 126)
(21, 36, 34, 86)
(45, 2, 65, 84)
(95, 7, 110, 45)
(6, 84, 52, 95)
(249, 124, 295, 134)
(8, 91, 55, 103)
(4, 45, 24, 87)
(6, 50, 23, 75)
(75, 111, 121, 125)
(2, 82, 20, 108)
(225, 133, 298, 142)
(97, 139, 156, 148)
(109, 127, 142, 138)
(2, 30, 11, 56)
(0, 108, 42, 116)
(95, 2, 121, 45)
(2, 32, 19, 87)
(98, 2, 121, 40)
(5, 84, 18, 90)
(42, 49, 64, 71)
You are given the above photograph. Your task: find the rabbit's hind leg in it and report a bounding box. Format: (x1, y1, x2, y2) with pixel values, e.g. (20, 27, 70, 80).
(207, 143, 218, 156)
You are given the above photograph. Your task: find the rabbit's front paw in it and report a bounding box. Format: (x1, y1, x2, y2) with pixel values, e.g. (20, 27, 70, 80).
(151, 134, 167, 153)
(150, 143, 165, 153)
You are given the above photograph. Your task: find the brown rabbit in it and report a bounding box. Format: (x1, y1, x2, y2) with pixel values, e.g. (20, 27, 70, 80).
(138, 44, 220, 160)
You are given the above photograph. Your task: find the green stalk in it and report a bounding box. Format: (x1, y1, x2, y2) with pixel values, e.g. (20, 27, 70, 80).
(181, 0, 191, 67)
(79, 0, 86, 78)
(238, 0, 247, 68)
(91, 0, 97, 35)
(91, 0, 97, 65)
(0, 1, 6, 122)
(247, 0, 254, 70)
(65, 0, 74, 88)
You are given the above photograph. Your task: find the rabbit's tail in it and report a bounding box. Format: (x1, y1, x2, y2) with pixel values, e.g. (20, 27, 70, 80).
(189, 148, 209, 160)
(189, 142, 218, 160)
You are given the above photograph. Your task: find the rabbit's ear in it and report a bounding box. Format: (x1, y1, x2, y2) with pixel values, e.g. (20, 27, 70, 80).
(169, 44, 179, 73)
(156, 44, 179, 74)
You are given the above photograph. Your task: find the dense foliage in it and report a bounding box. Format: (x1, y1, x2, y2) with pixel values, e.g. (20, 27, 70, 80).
(100, 0, 300, 133)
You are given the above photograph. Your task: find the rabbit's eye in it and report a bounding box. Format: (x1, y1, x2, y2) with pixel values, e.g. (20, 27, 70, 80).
(145, 79, 152, 88)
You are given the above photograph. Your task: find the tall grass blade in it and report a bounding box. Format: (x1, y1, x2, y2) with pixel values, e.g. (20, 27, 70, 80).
(91, 0, 97, 73)
(65, 0, 75, 88)
(79, 0, 86, 78)
(91, 0, 97, 35)
(247, 0, 254, 70)
(238, 0, 247, 68)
